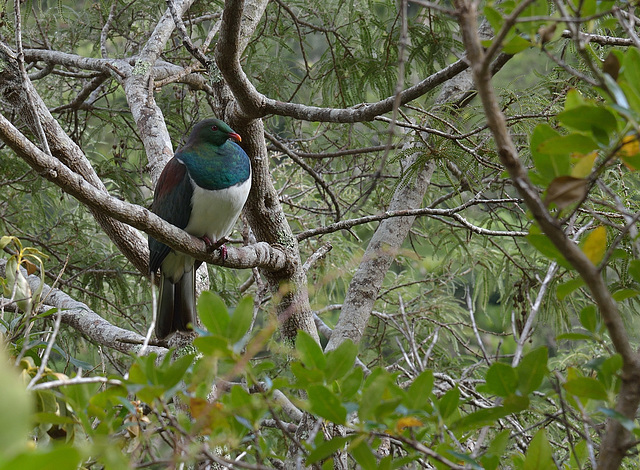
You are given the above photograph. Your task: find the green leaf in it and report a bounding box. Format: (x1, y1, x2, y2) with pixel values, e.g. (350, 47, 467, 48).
(571, 151, 597, 178)
(307, 436, 350, 464)
(488, 429, 511, 456)
(564, 89, 586, 109)
(619, 48, 640, 112)
(32, 412, 76, 426)
(359, 368, 389, 422)
(405, 369, 434, 410)
(557, 105, 617, 134)
(502, 35, 531, 54)
(628, 259, 640, 284)
(350, 437, 377, 470)
(0, 350, 32, 460)
(483, 6, 503, 33)
(613, 288, 640, 301)
(604, 73, 630, 109)
(194, 335, 231, 356)
(290, 362, 325, 387)
(597, 354, 623, 390)
(0, 236, 13, 251)
(621, 48, 640, 94)
(599, 407, 638, 432)
(620, 152, 640, 171)
(307, 384, 347, 424)
(437, 387, 459, 420)
(579, 305, 598, 333)
(485, 362, 518, 397)
(0, 446, 82, 470)
(296, 330, 326, 370)
(134, 385, 165, 404)
(89, 385, 127, 417)
(516, 347, 548, 395)
(557, 332, 593, 341)
(61, 381, 100, 411)
(564, 377, 608, 400)
(530, 124, 568, 184)
(526, 232, 572, 269)
(503, 394, 530, 413)
(197, 291, 229, 336)
(618, 81, 640, 117)
(522, 0, 548, 17)
(339, 366, 364, 400)
(227, 296, 254, 344)
(537, 133, 599, 156)
(556, 277, 585, 300)
(480, 429, 511, 470)
(162, 354, 194, 390)
(325, 340, 357, 382)
(523, 429, 554, 470)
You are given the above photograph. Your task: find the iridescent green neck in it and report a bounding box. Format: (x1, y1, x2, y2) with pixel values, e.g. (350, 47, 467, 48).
(178, 141, 250, 191)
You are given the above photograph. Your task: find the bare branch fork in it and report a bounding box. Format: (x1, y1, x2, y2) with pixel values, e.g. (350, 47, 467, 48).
(453, 1, 640, 468)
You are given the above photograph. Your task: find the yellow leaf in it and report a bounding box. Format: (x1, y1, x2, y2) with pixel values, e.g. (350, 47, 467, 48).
(582, 226, 607, 265)
(618, 135, 640, 157)
(571, 152, 597, 178)
(396, 416, 423, 432)
(190, 397, 212, 419)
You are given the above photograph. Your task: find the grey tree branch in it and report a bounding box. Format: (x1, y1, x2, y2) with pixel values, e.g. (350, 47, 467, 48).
(0, 42, 149, 273)
(0, 259, 168, 357)
(119, 0, 196, 186)
(214, 0, 319, 343)
(0, 113, 288, 273)
(325, 56, 481, 351)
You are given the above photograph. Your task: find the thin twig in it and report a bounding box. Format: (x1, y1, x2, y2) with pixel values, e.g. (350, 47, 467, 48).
(29, 376, 123, 391)
(27, 309, 62, 390)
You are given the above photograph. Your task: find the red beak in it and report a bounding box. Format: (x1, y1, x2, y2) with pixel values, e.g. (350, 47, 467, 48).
(229, 132, 242, 143)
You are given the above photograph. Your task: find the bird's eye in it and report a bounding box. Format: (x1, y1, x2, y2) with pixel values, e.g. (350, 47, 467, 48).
(211, 125, 218, 131)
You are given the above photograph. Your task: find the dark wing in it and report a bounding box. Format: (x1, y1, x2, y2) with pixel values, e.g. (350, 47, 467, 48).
(148, 158, 194, 273)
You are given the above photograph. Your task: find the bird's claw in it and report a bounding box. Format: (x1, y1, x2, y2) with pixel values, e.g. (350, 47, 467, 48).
(200, 236, 228, 260)
(218, 244, 228, 260)
(201, 235, 214, 249)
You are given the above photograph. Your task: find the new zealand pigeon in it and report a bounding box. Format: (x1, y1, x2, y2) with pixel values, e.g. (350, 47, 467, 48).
(148, 118, 251, 339)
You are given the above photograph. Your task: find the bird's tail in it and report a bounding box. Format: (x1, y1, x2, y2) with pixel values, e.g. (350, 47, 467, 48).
(155, 268, 196, 339)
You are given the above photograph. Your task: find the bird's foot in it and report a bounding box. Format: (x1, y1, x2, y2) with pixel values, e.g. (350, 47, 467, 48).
(200, 236, 228, 259)
(201, 235, 214, 249)
(218, 244, 228, 260)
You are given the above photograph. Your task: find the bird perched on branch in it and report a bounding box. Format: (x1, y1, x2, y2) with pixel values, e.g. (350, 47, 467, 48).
(148, 118, 251, 339)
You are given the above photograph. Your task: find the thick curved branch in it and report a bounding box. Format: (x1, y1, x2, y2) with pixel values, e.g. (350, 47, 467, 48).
(455, 0, 633, 367)
(0, 42, 148, 273)
(119, 0, 196, 185)
(0, 260, 167, 357)
(22, 50, 214, 94)
(0, 114, 287, 273)
(213, 0, 319, 343)
(216, 0, 474, 122)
